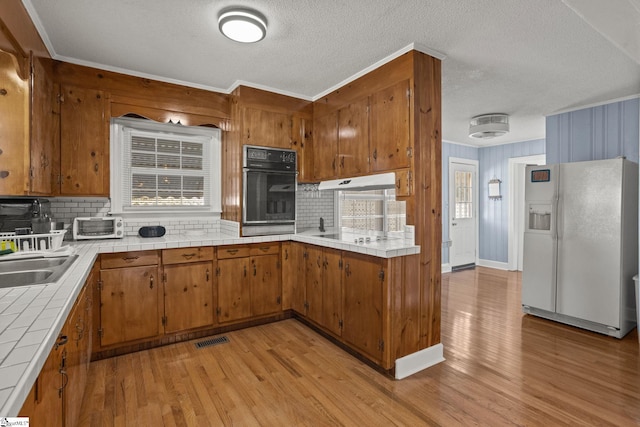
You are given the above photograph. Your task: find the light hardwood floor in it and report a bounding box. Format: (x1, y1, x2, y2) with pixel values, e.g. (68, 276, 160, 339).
(79, 267, 640, 426)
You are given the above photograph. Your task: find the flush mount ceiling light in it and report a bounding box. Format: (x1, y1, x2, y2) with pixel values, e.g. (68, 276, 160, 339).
(469, 113, 510, 139)
(218, 8, 267, 43)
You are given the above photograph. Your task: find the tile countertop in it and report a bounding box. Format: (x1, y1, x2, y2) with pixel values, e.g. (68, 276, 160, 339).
(0, 231, 419, 416)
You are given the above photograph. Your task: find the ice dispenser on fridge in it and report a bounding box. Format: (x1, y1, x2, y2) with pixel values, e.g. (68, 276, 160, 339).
(528, 204, 551, 231)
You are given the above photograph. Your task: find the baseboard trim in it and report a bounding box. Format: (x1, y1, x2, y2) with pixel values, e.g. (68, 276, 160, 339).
(441, 263, 452, 273)
(395, 343, 445, 379)
(477, 259, 509, 270)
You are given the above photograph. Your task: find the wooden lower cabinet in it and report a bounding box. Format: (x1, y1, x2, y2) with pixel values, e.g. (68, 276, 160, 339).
(20, 266, 95, 426)
(217, 256, 251, 322)
(99, 251, 161, 348)
(64, 282, 93, 427)
(217, 243, 282, 324)
(162, 247, 215, 334)
(342, 253, 385, 364)
(289, 243, 387, 365)
(322, 249, 343, 336)
(251, 253, 282, 316)
(163, 261, 214, 333)
(305, 246, 324, 325)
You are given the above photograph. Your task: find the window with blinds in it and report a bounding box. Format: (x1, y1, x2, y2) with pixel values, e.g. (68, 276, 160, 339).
(110, 118, 221, 214)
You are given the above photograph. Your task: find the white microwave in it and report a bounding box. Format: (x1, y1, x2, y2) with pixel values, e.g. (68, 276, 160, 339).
(73, 217, 124, 240)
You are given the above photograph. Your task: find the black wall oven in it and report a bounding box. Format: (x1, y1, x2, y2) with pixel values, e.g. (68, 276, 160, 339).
(242, 145, 297, 236)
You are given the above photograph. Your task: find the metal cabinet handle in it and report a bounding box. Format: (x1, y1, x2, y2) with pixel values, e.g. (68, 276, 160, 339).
(123, 256, 139, 262)
(345, 263, 351, 277)
(284, 249, 289, 260)
(59, 369, 69, 396)
(150, 275, 154, 289)
(316, 256, 321, 268)
(253, 263, 257, 276)
(182, 253, 196, 259)
(55, 335, 68, 349)
(206, 269, 210, 282)
(243, 265, 247, 277)
(227, 249, 239, 255)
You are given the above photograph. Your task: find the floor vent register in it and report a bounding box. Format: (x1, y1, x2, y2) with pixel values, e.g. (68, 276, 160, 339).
(195, 336, 230, 349)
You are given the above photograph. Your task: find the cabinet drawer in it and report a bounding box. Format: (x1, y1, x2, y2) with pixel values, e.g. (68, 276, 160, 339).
(162, 247, 214, 264)
(101, 250, 159, 269)
(249, 243, 280, 256)
(217, 245, 250, 259)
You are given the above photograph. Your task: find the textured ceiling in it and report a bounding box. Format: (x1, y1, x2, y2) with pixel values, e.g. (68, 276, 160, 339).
(22, 0, 640, 145)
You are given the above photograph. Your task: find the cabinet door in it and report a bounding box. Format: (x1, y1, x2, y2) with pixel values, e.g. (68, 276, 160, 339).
(19, 335, 65, 426)
(312, 112, 338, 181)
(60, 85, 108, 196)
(99, 265, 160, 347)
(251, 254, 281, 316)
(65, 289, 86, 427)
(217, 257, 251, 323)
(342, 253, 384, 363)
(0, 50, 29, 195)
(322, 249, 343, 336)
(30, 56, 56, 195)
(243, 107, 292, 149)
(369, 80, 411, 172)
(287, 242, 306, 314)
(164, 261, 214, 333)
(305, 246, 323, 324)
(338, 98, 369, 177)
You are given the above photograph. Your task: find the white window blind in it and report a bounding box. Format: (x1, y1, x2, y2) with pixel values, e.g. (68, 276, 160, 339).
(110, 118, 221, 214)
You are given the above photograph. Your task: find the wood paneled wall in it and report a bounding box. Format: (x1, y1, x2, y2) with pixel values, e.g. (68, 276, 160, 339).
(314, 51, 443, 356)
(223, 86, 313, 223)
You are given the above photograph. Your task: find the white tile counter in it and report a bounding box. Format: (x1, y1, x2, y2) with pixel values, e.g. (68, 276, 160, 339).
(0, 230, 419, 416)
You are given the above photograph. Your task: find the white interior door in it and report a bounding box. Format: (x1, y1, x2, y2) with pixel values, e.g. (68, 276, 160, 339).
(508, 154, 546, 271)
(449, 159, 478, 268)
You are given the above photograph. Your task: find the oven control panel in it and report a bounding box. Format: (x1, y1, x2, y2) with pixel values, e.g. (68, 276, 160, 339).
(243, 145, 297, 171)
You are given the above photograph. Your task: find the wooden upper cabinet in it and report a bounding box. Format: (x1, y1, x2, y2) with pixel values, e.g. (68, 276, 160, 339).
(338, 97, 370, 177)
(369, 80, 411, 172)
(29, 55, 56, 195)
(292, 116, 313, 183)
(60, 84, 108, 196)
(243, 107, 292, 149)
(0, 50, 29, 195)
(312, 111, 338, 181)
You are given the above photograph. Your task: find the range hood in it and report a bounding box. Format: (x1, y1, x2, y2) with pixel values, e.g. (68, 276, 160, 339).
(318, 172, 396, 191)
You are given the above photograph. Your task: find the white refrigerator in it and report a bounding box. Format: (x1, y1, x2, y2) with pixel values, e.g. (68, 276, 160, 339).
(522, 158, 638, 338)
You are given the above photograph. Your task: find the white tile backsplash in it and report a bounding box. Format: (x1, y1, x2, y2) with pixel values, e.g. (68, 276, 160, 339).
(48, 197, 232, 238)
(296, 186, 334, 231)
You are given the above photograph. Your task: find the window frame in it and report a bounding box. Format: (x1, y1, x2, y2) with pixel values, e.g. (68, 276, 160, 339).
(110, 117, 222, 216)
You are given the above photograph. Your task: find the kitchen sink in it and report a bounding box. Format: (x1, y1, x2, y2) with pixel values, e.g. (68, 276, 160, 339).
(0, 255, 78, 289)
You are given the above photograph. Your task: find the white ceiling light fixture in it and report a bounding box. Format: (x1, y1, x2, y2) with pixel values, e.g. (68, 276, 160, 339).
(469, 113, 510, 139)
(218, 8, 267, 43)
